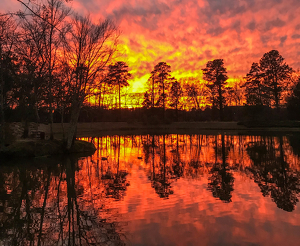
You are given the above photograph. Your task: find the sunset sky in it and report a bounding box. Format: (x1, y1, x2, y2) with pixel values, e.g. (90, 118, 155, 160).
(2, 0, 300, 92)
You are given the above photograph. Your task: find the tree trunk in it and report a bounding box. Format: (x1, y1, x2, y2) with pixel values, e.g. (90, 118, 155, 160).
(162, 78, 165, 122)
(61, 106, 65, 139)
(194, 96, 200, 110)
(0, 49, 5, 149)
(152, 76, 154, 108)
(66, 100, 82, 150)
(119, 83, 121, 109)
(218, 84, 224, 121)
(34, 83, 40, 124)
(274, 83, 280, 111)
(48, 4, 55, 141)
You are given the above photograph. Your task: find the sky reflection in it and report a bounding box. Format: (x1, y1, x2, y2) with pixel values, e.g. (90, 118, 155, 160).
(1, 133, 300, 245)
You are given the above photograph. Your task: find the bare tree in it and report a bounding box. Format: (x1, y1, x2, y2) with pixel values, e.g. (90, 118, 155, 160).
(0, 15, 16, 148)
(226, 77, 245, 106)
(18, 0, 71, 139)
(180, 77, 208, 111)
(63, 15, 118, 150)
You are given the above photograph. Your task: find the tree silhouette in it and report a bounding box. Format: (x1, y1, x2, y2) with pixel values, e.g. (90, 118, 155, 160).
(0, 15, 16, 147)
(63, 15, 118, 149)
(185, 83, 200, 109)
(180, 77, 208, 111)
(143, 69, 159, 109)
(244, 62, 270, 106)
(202, 59, 228, 121)
(152, 62, 172, 120)
(18, 0, 71, 140)
(226, 77, 244, 106)
(169, 78, 183, 120)
(8, 0, 119, 149)
(105, 61, 131, 110)
(287, 78, 300, 120)
(259, 50, 293, 110)
(142, 91, 152, 109)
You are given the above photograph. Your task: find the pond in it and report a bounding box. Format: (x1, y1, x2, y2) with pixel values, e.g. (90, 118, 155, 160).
(1, 133, 300, 245)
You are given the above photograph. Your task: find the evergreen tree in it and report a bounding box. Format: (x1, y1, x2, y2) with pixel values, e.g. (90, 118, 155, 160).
(144, 62, 172, 120)
(202, 59, 228, 121)
(287, 78, 300, 120)
(169, 78, 182, 120)
(244, 62, 270, 106)
(105, 61, 131, 109)
(153, 62, 172, 114)
(260, 50, 293, 110)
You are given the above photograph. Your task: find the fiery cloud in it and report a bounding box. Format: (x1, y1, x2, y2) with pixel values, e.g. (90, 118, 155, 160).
(3, 0, 300, 92)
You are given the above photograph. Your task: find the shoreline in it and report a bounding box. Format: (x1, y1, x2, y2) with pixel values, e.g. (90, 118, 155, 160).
(2, 121, 300, 158)
(37, 121, 300, 138)
(0, 139, 96, 158)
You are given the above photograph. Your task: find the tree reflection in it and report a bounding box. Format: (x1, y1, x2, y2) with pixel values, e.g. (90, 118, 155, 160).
(0, 157, 125, 246)
(101, 136, 130, 200)
(2, 133, 300, 246)
(246, 136, 300, 212)
(151, 135, 174, 198)
(288, 133, 300, 157)
(170, 134, 185, 179)
(185, 134, 205, 178)
(207, 135, 234, 203)
(142, 135, 175, 198)
(96, 133, 300, 210)
(0, 164, 49, 245)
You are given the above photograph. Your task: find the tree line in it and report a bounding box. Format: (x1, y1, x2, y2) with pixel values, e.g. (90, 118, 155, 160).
(141, 50, 299, 122)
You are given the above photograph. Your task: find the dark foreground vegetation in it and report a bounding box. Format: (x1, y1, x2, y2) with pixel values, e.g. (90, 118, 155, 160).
(0, 139, 96, 158)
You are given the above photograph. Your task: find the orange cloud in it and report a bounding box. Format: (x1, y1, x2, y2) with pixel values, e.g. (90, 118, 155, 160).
(3, 0, 300, 92)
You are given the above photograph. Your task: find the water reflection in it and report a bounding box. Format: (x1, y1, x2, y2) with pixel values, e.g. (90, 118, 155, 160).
(1, 133, 300, 245)
(208, 135, 234, 203)
(246, 136, 300, 212)
(0, 156, 125, 246)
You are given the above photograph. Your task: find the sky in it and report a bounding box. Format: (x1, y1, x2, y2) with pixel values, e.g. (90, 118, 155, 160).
(2, 0, 300, 92)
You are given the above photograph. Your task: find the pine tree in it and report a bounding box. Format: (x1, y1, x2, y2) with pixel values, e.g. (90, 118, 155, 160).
(202, 59, 228, 121)
(105, 61, 131, 109)
(259, 50, 293, 110)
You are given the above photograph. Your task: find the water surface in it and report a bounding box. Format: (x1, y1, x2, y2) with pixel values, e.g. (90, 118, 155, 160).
(1, 133, 300, 245)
